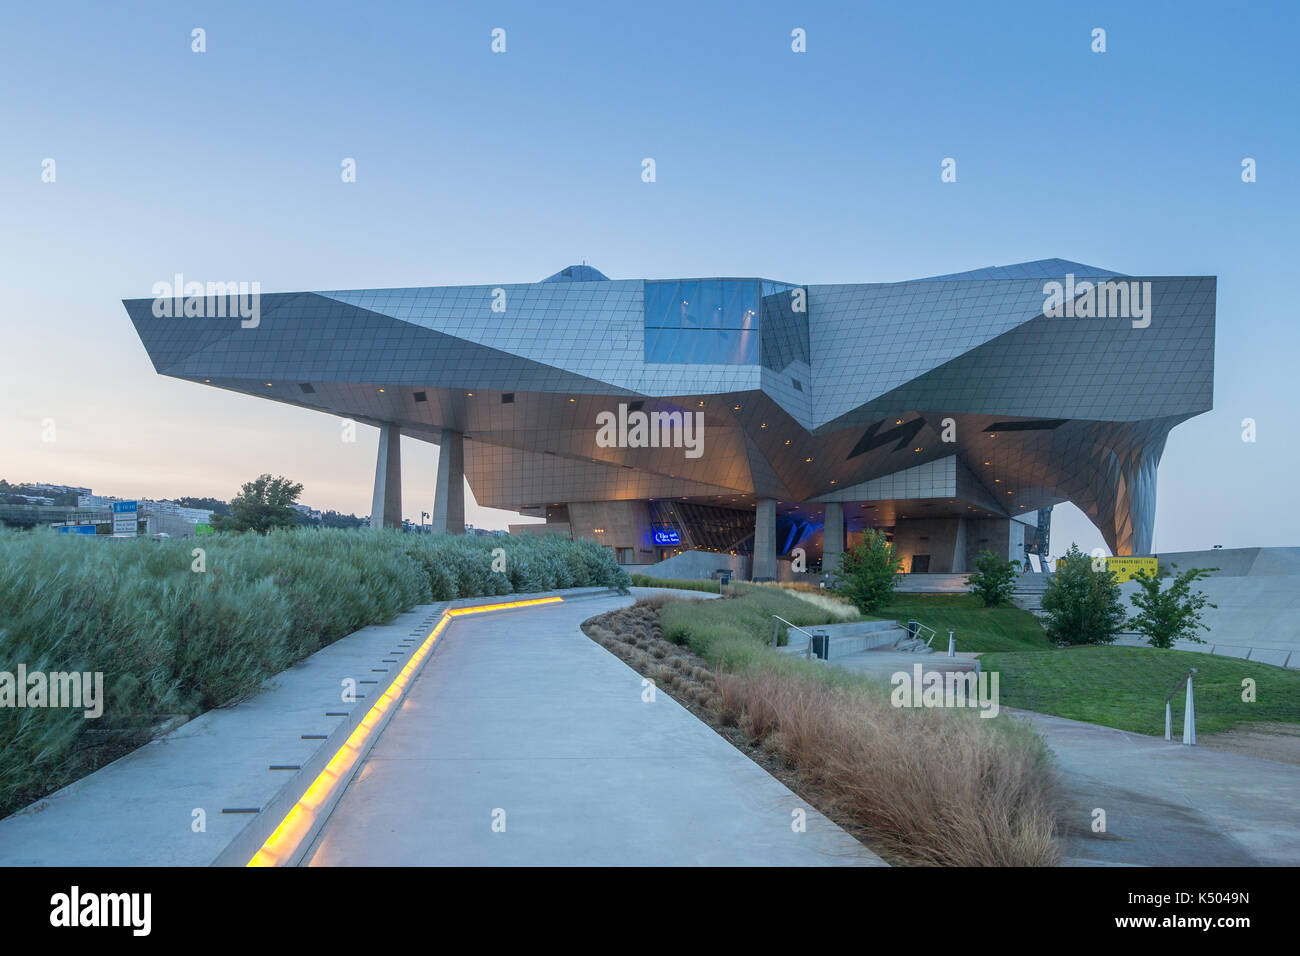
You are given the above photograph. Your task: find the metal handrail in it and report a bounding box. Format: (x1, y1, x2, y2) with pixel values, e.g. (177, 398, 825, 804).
(907, 620, 938, 647)
(1164, 667, 1197, 703)
(771, 615, 824, 660)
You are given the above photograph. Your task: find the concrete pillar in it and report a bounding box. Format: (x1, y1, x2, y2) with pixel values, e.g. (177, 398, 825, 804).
(370, 423, 402, 530)
(753, 498, 776, 580)
(822, 501, 844, 573)
(431, 428, 465, 534)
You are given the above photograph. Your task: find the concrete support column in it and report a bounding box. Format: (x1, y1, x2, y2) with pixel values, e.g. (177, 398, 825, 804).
(431, 428, 465, 535)
(822, 501, 844, 573)
(369, 423, 402, 530)
(753, 498, 776, 581)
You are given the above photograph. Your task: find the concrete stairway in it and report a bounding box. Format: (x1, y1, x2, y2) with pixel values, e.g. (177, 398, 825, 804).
(894, 631, 937, 653)
(1010, 572, 1054, 613)
(893, 573, 970, 593)
(777, 619, 932, 660)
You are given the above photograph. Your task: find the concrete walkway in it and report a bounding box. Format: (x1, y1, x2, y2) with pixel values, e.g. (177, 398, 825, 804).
(304, 594, 884, 866)
(1014, 709, 1300, 866)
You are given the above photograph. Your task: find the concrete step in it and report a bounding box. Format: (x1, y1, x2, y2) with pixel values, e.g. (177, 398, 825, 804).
(895, 637, 935, 654)
(778, 620, 908, 659)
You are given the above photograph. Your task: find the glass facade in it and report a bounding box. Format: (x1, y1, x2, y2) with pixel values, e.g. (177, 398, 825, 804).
(644, 280, 762, 364)
(759, 281, 810, 370)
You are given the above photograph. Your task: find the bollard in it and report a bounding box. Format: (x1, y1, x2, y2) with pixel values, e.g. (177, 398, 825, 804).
(1165, 701, 1172, 741)
(947, 631, 955, 657)
(1183, 676, 1196, 745)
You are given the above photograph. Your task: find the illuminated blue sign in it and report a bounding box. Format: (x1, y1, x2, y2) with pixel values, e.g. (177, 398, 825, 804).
(652, 527, 681, 546)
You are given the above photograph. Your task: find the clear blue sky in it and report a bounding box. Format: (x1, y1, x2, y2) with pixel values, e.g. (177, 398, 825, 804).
(2, 1, 1296, 553)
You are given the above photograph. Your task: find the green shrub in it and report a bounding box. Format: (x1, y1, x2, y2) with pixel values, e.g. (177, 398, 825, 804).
(0, 526, 629, 818)
(826, 529, 903, 613)
(1128, 564, 1218, 649)
(1040, 544, 1126, 645)
(965, 549, 1020, 607)
(628, 574, 720, 594)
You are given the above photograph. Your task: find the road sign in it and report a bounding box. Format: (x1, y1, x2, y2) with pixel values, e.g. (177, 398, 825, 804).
(112, 500, 139, 537)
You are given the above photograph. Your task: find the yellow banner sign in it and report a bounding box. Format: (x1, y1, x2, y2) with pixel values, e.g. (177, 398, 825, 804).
(1106, 556, 1158, 582)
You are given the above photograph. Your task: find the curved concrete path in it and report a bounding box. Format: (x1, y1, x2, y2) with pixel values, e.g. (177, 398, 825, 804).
(304, 594, 883, 866)
(1015, 710, 1300, 866)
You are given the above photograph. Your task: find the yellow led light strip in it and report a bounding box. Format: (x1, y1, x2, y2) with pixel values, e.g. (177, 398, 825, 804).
(247, 595, 563, 866)
(447, 595, 562, 617)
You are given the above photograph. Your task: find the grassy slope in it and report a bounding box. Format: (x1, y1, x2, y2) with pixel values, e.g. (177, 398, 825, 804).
(652, 584, 1299, 739)
(875, 593, 1053, 653)
(658, 583, 851, 662)
(983, 645, 1300, 735)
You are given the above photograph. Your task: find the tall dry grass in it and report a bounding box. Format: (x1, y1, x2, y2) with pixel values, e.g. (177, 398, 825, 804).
(752, 582, 860, 619)
(715, 668, 1060, 866)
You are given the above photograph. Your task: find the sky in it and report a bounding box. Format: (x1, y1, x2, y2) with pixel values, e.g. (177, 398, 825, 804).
(1, 0, 1297, 553)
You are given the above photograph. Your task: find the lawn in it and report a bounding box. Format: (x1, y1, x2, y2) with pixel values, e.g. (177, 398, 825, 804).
(641, 582, 1298, 741)
(874, 593, 1053, 653)
(982, 645, 1300, 736)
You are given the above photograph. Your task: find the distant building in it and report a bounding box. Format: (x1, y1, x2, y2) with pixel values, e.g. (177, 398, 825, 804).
(29, 483, 91, 496)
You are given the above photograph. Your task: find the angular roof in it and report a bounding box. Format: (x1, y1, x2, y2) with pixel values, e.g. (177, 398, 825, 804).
(919, 258, 1123, 281)
(542, 264, 609, 282)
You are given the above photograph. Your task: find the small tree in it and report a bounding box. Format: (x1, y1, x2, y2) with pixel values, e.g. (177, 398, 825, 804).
(1040, 544, 1127, 645)
(210, 474, 305, 534)
(1128, 564, 1218, 648)
(827, 528, 903, 614)
(965, 550, 1019, 607)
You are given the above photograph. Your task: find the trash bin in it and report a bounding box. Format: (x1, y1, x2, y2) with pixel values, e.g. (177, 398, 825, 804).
(811, 631, 830, 660)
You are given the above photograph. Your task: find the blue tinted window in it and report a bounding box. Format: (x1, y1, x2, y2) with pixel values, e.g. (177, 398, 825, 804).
(645, 280, 760, 364)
